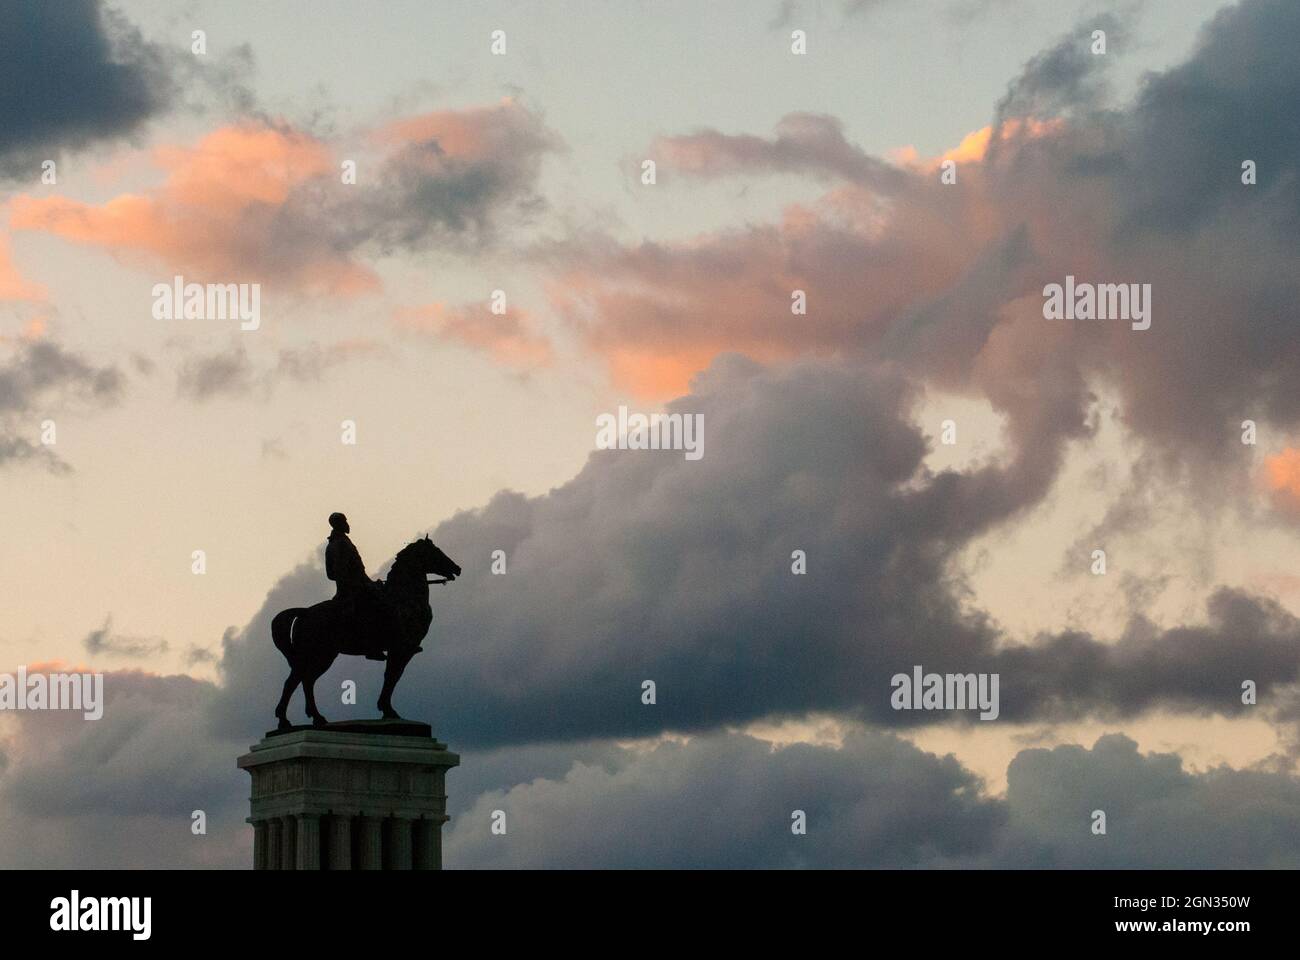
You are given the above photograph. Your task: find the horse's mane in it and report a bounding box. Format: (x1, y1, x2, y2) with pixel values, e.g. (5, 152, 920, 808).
(386, 538, 426, 583)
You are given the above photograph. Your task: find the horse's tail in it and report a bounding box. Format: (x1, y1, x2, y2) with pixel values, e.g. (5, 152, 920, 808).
(272, 608, 305, 658)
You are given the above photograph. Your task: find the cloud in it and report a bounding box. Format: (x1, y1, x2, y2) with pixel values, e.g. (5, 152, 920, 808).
(0, 338, 124, 471)
(992, 15, 1123, 123)
(446, 730, 1300, 868)
(10, 122, 375, 295)
(394, 301, 553, 368)
(4, 670, 1295, 868)
(183, 645, 217, 666)
(11, 101, 560, 299)
(82, 616, 169, 658)
(544, 0, 1300, 516)
(0, 666, 246, 868)
(1266, 448, 1300, 515)
(175, 345, 254, 402)
(0, 0, 174, 178)
(0, 234, 47, 302)
(651, 113, 905, 190)
(988, 733, 1300, 868)
(359, 99, 562, 252)
(447, 728, 1004, 868)
(174, 339, 382, 402)
(1111, 0, 1300, 238)
(210, 355, 1300, 749)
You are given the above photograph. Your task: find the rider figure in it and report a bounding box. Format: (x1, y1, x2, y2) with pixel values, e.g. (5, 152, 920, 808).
(326, 512, 391, 661)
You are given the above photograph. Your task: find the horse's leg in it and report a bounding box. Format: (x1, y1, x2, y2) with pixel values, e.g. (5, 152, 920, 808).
(302, 667, 326, 726)
(377, 648, 416, 719)
(303, 652, 339, 727)
(274, 668, 300, 730)
(272, 611, 301, 729)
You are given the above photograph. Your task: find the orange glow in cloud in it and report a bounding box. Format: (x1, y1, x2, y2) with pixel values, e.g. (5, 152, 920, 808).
(892, 117, 1065, 170)
(0, 232, 47, 302)
(153, 124, 332, 209)
(604, 346, 726, 399)
(394, 301, 553, 368)
(373, 98, 537, 158)
(602, 339, 804, 400)
(1265, 448, 1300, 509)
(10, 124, 378, 296)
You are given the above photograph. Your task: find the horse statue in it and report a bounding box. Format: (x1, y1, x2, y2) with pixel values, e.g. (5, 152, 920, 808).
(271, 535, 462, 729)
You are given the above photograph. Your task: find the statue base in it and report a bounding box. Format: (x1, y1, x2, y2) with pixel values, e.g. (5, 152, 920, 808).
(265, 717, 434, 739)
(237, 723, 459, 870)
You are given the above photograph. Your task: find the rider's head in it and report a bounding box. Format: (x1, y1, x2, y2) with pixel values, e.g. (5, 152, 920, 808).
(328, 512, 350, 535)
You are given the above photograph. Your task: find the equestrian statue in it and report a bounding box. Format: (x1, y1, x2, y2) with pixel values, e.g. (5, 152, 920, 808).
(271, 512, 462, 729)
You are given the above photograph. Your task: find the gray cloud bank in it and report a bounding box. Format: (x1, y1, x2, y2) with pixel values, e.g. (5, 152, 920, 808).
(207, 355, 1300, 748)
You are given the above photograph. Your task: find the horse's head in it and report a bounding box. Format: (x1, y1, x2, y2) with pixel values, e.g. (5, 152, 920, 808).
(414, 535, 461, 583)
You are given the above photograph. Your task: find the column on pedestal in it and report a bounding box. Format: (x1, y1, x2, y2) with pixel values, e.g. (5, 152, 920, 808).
(296, 814, 321, 869)
(266, 818, 283, 870)
(329, 814, 353, 870)
(252, 821, 269, 871)
(389, 817, 413, 870)
(280, 815, 297, 870)
(358, 815, 384, 869)
(414, 817, 443, 870)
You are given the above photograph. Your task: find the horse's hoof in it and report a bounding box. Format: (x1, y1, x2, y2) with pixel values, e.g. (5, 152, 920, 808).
(380, 709, 400, 720)
(276, 716, 291, 731)
(311, 714, 329, 728)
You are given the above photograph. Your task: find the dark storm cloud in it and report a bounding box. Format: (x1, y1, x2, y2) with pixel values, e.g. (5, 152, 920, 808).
(0, 670, 247, 868)
(990, 588, 1300, 723)
(8, 685, 1297, 867)
(210, 355, 1300, 748)
(0, 0, 174, 177)
(1113, 0, 1300, 238)
(446, 731, 1300, 869)
(987, 733, 1300, 868)
(446, 728, 1004, 868)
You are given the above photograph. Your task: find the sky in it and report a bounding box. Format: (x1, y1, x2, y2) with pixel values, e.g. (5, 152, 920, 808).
(2, 0, 1300, 867)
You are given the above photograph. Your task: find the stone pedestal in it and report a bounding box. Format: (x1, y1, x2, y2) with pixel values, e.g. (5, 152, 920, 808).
(238, 720, 458, 870)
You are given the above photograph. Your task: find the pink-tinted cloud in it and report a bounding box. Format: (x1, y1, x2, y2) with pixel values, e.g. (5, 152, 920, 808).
(394, 301, 552, 368)
(543, 5, 1300, 514)
(9, 100, 560, 297)
(10, 122, 378, 295)
(1265, 448, 1300, 515)
(0, 232, 47, 303)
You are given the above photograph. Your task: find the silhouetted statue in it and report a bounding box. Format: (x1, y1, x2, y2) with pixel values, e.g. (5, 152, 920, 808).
(325, 512, 394, 660)
(272, 515, 462, 730)
(325, 512, 369, 595)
